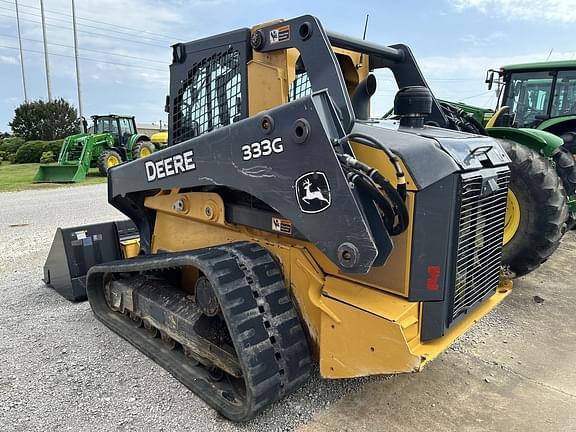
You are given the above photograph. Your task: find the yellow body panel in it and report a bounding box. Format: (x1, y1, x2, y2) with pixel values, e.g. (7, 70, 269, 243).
(120, 238, 140, 258)
(150, 131, 168, 145)
(144, 191, 512, 379)
(320, 276, 511, 378)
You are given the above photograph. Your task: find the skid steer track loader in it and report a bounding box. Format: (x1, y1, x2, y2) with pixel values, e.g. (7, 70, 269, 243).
(47, 16, 514, 421)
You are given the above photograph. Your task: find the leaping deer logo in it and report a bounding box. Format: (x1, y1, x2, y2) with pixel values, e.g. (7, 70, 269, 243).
(295, 171, 331, 214)
(301, 178, 329, 205)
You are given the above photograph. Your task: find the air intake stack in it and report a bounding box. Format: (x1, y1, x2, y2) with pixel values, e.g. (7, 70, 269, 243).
(394, 86, 432, 128)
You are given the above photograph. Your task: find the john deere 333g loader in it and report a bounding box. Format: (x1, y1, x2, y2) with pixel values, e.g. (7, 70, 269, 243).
(46, 16, 514, 421)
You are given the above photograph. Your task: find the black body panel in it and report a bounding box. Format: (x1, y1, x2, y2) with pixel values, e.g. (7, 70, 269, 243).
(420, 166, 510, 340)
(108, 92, 385, 274)
(408, 174, 459, 302)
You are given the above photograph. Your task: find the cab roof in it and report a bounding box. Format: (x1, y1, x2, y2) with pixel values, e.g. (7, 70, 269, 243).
(91, 114, 135, 120)
(502, 60, 576, 72)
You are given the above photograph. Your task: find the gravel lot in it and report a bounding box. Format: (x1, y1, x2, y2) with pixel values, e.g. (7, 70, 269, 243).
(0, 185, 374, 432)
(1, 184, 575, 431)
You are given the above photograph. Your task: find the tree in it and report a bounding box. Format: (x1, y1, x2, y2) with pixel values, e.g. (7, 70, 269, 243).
(9, 98, 79, 141)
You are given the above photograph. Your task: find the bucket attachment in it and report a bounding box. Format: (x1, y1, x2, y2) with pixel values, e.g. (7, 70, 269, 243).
(42, 220, 138, 301)
(33, 163, 89, 183)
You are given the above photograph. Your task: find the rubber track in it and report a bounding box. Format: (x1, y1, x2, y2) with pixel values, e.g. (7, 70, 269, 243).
(86, 241, 312, 421)
(500, 139, 568, 277)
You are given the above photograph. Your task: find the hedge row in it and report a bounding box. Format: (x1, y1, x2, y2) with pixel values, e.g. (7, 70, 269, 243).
(0, 136, 25, 154)
(0, 138, 63, 163)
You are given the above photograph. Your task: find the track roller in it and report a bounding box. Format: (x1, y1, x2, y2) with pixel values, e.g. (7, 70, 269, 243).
(86, 241, 312, 421)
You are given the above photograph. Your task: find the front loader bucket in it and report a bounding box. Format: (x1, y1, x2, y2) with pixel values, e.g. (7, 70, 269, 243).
(43, 220, 138, 301)
(33, 163, 88, 183)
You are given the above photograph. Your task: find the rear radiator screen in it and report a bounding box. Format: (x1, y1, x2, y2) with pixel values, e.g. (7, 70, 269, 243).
(451, 169, 510, 321)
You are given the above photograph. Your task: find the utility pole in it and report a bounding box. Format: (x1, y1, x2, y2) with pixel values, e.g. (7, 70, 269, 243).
(39, 0, 52, 101)
(14, 0, 28, 102)
(71, 0, 82, 118)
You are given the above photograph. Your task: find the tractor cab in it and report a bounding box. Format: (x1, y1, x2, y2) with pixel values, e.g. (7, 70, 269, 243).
(487, 61, 576, 132)
(92, 115, 138, 147)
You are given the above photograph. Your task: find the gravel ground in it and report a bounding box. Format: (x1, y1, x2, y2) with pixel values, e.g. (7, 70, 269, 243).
(0, 185, 377, 432)
(1, 184, 570, 431)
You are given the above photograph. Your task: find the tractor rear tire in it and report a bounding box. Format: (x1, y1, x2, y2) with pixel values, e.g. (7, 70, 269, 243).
(552, 146, 576, 196)
(553, 146, 576, 229)
(98, 149, 123, 176)
(501, 139, 568, 277)
(132, 141, 155, 159)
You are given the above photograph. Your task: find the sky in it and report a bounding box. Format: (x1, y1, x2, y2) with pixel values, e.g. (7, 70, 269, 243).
(0, 0, 575, 131)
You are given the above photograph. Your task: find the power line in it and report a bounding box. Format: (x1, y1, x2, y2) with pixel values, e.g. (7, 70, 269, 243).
(0, 0, 182, 42)
(453, 90, 493, 101)
(0, 7, 168, 47)
(0, 11, 168, 48)
(0, 43, 166, 72)
(0, 32, 167, 65)
(0, 3, 171, 45)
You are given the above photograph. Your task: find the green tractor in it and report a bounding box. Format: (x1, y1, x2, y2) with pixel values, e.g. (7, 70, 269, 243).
(34, 115, 156, 183)
(437, 61, 576, 277)
(486, 60, 576, 141)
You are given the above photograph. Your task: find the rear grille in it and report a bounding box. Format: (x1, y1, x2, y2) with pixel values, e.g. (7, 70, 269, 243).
(451, 168, 510, 321)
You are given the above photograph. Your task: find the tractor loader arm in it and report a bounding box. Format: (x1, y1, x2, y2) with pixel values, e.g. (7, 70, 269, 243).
(108, 92, 391, 273)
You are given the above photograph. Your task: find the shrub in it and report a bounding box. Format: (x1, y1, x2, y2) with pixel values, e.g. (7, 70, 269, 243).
(9, 98, 79, 141)
(14, 142, 46, 163)
(0, 136, 25, 154)
(0, 151, 11, 162)
(40, 151, 56, 164)
(42, 139, 64, 155)
(12, 139, 65, 163)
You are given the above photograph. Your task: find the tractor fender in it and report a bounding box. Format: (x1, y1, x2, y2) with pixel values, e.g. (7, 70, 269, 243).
(126, 133, 150, 156)
(486, 127, 563, 157)
(537, 115, 576, 133)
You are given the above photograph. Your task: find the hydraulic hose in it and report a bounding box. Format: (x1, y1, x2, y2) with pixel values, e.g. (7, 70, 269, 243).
(338, 153, 409, 236)
(338, 133, 407, 201)
(346, 170, 395, 230)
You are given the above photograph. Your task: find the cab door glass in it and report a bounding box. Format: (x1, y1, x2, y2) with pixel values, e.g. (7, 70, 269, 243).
(505, 71, 553, 127)
(119, 118, 134, 144)
(552, 71, 576, 117)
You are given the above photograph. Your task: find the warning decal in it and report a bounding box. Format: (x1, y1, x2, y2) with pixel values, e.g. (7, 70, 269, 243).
(269, 25, 290, 44)
(272, 217, 293, 235)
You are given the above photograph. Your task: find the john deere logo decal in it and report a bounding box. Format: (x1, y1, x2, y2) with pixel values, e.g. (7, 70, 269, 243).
(295, 171, 331, 214)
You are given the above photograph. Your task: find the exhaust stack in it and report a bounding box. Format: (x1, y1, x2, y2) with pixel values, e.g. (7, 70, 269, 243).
(351, 74, 377, 120)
